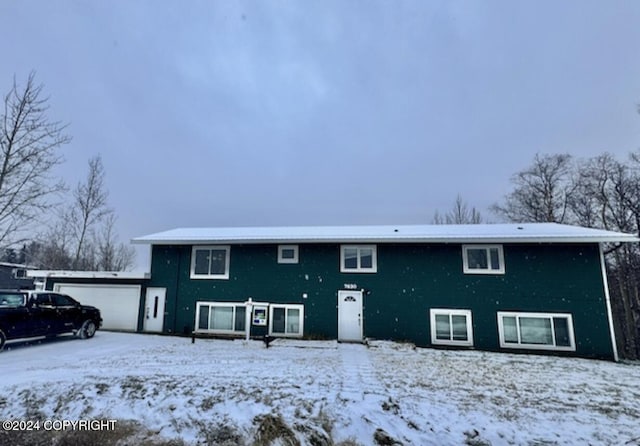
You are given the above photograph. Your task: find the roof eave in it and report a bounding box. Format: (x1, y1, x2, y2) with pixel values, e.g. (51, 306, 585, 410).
(131, 236, 639, 245)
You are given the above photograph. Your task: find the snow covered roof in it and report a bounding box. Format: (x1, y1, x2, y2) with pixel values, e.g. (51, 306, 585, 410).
(132, 223, 639, 245)
(26, 270, 150, 280)
(0, 262, 37, 269)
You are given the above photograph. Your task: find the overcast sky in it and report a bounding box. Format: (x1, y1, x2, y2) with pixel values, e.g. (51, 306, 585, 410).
(1, 1, 640, 270)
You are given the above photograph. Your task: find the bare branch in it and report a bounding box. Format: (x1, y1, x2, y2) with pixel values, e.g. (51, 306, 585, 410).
(491, 153, 574, 223)
(0, 72, 69, 245)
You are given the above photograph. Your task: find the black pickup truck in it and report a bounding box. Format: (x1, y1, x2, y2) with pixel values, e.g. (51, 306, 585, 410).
(0, 290, 102, 350)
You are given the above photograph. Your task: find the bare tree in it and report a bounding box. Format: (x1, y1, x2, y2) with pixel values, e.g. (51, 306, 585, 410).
(97, 213, 135, 271)
(570, 154, 637, 232)
(433, 194, 483, 224)
(0, 72, 69, 246)
(69, 155, 111, 269)
(32, 154, 136, 271)
(492, 153, 575, 223)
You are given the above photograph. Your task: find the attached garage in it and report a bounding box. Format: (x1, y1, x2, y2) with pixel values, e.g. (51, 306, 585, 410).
(53, 283, 141, 331)
(26, 271, 149, 332)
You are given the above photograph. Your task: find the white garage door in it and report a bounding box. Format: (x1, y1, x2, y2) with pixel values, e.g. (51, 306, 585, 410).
(54, 283, 141, 331)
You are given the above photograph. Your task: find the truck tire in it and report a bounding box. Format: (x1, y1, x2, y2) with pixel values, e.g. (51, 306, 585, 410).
(0, 329, 6, 351)
(78, 320, 97, 339)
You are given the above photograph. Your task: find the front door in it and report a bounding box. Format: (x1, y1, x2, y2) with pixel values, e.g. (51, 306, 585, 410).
(143, 288, 166, 332)
(338, 290, 363, 342)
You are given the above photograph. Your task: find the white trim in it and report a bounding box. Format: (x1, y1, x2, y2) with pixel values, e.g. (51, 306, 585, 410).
(599, 243, 619, 361)
(497, 311, 576, 351)
(268, 304, 304, 337)
(190, 245, 230, 280)
(277, 245, 299, 264)
(194, 301, 247, 334)
(430, 309, 474, 347)
(340, 245, 378, 273)
(462, 245, 505, 275)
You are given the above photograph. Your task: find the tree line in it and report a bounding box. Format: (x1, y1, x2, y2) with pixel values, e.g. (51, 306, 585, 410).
(0, 73, 134, 271)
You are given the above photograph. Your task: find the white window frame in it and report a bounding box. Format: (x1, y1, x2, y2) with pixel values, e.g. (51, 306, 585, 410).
(278, 245, 299, 264)
(12, 268, 27, 279)
(190, 245, 230, 279)
(269, 304, 304, 337)
(462, 245, 505, 274)
(340, 245, 377, 273)
(194, 301, 246, 334)
(430, 309, 474, 347)
(497, 311, 576, 351)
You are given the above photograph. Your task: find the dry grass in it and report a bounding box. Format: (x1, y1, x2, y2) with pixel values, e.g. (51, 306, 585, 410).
(253, 413, 299, 446)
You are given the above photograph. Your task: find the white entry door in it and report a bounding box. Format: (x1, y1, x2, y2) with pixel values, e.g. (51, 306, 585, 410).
(338, 290, 363, 342)
(143, 287, 166, 332)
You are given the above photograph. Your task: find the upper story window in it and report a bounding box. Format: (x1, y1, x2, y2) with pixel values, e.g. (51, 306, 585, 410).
(190, 246, 230, 279)
(12, 268, 27, 279)
(278, 245, 299, 264)
(340, 245, 377, 273)
(462, 245, 505, 274)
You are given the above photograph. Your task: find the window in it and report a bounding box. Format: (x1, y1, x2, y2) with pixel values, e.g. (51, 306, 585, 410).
(34, 293, 54, 307)
(340, 245, 377, 273)
(0, 292, 26, 307)
(190, 246, 230, 279)
(430, 309, 474, 347)
(269, 304, 304, 337)
(462, 245, 505, 274)
(278, 245, 299, 264)
(195, 302, 246, 334)
(50, 293, 77, 307)
(497, 312, 575, 351)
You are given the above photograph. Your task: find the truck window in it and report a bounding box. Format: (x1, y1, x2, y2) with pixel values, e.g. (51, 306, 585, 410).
(51, 294, 76, 306)
(34, 294, 53, 306)
(0, 293, 26, 306)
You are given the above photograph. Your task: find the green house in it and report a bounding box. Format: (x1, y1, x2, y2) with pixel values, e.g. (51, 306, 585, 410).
(132, 223, 637, 360)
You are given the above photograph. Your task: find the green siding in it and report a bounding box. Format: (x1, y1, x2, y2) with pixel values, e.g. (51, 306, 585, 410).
(148, 242, 614, 359)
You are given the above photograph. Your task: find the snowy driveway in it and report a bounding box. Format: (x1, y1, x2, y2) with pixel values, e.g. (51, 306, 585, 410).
(1, 332, 639, 445)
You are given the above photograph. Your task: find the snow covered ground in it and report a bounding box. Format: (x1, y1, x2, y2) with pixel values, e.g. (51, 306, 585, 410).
(1, 332, 639, 445)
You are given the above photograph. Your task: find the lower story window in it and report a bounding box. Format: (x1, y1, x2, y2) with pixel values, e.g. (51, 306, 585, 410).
(497, 311, 575, 351)
(195, 301, 246, 334)
(429, 309, 473, 346)
(269, 304, 304, 337)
